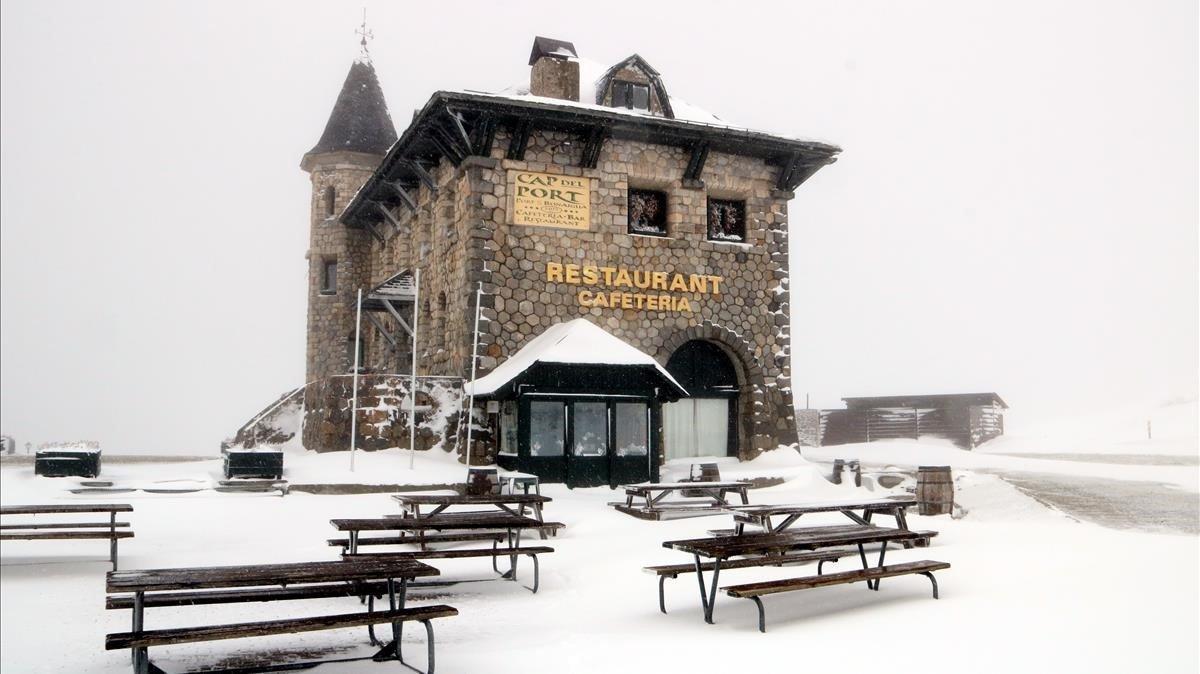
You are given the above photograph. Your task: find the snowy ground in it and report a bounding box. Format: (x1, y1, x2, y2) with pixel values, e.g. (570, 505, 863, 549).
(2, 409, 1197, 674)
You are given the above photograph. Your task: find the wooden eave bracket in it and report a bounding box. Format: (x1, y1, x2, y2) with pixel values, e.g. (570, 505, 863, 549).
(683, 140, 709, 188)
(580, 126, 610, 169)
(506, 119, 533, 160)
(774, 151, 836, 191)
(386, 181, 419, 213)
(405, 160, 439, 193)
(375, 202, 403, 234)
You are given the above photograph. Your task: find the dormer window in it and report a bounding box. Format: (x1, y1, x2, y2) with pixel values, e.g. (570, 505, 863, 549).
(612, 80, 650, 111)
(596, 55, 675, 119)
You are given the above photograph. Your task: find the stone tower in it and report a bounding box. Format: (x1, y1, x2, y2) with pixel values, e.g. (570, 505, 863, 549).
(301, 57, 397, 386)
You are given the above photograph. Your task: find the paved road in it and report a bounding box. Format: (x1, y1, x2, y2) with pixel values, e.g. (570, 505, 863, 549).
(991, 452, 1198, 466)
(996, 471, 1199, 535)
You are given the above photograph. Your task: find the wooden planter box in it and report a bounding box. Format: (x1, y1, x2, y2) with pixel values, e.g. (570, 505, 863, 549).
(223, 451, 284, 480)
(35, 451, 102, 478)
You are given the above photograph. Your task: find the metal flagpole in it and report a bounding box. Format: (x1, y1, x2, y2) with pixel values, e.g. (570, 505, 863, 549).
(350, 288, 363, 472)
(408, 270, 421, 470)
(464, 282, 483, 472)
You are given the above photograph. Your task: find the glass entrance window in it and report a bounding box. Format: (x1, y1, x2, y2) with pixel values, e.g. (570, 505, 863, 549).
(614, 403, 649, 456)
(572, 402, 608, 457)
(529, 401, 565, 456)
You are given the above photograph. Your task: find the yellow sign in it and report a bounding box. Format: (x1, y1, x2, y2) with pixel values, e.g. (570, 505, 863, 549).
(546, 262, 724, 314)
(509, 170, 591, 230)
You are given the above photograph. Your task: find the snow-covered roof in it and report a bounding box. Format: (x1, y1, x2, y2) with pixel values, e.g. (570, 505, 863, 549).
(492, 56, 725, 126)
(470, 55, 833, 145)
(466, 318, 686, 397)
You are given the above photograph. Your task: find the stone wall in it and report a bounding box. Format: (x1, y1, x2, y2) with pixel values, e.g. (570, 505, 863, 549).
(301, 374, 464, 454)
(227, 387, 305, 449)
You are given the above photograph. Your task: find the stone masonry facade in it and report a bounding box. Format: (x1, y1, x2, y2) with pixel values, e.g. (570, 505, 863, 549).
(344, 128, 801, 460)
(304, 151, 381, 383)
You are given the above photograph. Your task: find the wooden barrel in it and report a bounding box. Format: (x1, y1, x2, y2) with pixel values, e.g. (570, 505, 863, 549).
(916, 466, 954, 515)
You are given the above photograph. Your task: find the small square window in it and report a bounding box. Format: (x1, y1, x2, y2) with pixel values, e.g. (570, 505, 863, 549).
(628, 189, 668, 236)
(320, 259, 337, 294)
(706, 199, 746, 242)
(612, 81, 650, 111)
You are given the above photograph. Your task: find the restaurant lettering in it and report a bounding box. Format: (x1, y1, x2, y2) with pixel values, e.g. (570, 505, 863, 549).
(546, 262, 724, 313)
(508, 170, 591, 231)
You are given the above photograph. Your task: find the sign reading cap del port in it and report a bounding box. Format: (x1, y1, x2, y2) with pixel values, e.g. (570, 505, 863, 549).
(508, 170, 591, 231)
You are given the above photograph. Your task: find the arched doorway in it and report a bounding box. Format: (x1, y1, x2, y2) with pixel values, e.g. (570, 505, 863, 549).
(663, 340, 739, 459)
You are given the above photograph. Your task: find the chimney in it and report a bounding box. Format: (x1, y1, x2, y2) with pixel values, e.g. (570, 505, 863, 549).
(528, 36, 579, 101)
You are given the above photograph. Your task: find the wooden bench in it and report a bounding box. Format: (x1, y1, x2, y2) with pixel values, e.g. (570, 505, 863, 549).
(644, 550, 843, 613)
(0, 504, 133, 569)
(332, 514, 565, 555)
(724, 560, 951, 632)
(327, 531, 507, 553)
(707, 526, 939, 548)
(214, 479, 288, 496)
(106, 559, 447, 674)
(107, 605, 457, 673)
(611, 503, 733, 521)
(106, 580, 397, 609)
(344, 545, 555, 593)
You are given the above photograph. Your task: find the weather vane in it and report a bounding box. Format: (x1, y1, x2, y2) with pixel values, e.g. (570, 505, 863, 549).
(356, 8, 374, 58)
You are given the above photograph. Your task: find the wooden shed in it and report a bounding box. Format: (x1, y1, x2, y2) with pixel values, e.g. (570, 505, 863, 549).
(819, 392, 1007, 449)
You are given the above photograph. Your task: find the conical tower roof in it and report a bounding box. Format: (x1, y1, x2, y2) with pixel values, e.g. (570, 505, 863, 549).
(306, 59, 397, 159)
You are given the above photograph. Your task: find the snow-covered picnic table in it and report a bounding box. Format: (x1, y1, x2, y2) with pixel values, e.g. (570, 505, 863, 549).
(392, 492, 556, 539)
(105, 558, 452, 674)
(625, 481, 751, 509)
(722, 496, 919, 535)
(662, 524, 943, 627)
(392, 492, 552, 519)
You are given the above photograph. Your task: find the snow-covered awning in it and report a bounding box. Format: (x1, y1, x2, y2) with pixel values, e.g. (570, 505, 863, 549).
(466, 318, 687, 399)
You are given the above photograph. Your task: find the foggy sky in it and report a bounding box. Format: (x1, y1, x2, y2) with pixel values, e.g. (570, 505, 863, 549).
(1, 0, 1196, 453)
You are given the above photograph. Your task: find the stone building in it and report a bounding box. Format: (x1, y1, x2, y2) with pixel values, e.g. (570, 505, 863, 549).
(300, 37, 840, 486)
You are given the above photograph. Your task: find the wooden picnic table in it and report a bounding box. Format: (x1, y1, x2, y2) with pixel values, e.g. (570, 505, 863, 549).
(663, 525, 930, 624)
(334, 513, 562, 590)
(624, 481, 751, 511)
(106, 558, 447, 674)
(1, 503, 134, 569)
(332, 513, 556, 554)
(725, 496, 918, 535)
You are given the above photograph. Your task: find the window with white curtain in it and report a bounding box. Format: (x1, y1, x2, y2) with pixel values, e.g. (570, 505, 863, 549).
(663, 398, 729, 459)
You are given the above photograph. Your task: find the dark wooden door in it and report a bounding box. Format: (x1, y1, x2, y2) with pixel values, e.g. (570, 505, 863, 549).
(610, 401, 653, 486)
